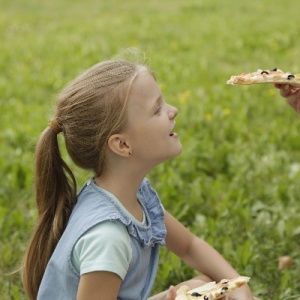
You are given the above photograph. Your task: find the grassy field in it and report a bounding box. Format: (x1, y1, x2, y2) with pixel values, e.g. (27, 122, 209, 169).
(1, 0, 300, 299)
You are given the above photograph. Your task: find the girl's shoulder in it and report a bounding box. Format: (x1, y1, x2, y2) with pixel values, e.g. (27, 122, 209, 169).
(72, 220, 132, 278)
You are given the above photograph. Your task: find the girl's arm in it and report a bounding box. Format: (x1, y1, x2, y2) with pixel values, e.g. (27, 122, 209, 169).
(165, 211, 238, 280)
(164, 211, 254, 299)
(77, 271, 122, 300)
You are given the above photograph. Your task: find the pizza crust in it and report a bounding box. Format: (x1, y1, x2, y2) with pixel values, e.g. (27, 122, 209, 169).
(175, 276, 250, 300)
(226, 68, 300, 87)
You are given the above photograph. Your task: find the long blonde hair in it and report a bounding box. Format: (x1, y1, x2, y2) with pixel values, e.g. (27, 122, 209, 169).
(22, 60, 149, 299)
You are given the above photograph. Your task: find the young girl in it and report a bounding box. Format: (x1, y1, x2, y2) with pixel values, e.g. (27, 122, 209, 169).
(22, 58, 256, 300)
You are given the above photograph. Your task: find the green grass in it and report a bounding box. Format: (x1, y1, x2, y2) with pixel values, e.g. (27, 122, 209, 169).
(1, 0, 300, 299)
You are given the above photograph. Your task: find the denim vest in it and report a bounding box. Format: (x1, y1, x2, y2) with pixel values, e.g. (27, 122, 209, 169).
(37, 178, 166, 300)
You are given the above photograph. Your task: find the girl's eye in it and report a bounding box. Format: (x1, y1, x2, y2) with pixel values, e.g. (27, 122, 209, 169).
(155, 107, 162, 115)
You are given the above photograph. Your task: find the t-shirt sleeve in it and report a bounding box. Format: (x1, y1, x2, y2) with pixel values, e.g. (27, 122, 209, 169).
(72, 221, 132, 280)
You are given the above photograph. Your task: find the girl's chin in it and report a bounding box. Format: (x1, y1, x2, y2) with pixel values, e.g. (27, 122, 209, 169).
(171, 145, 183, 158)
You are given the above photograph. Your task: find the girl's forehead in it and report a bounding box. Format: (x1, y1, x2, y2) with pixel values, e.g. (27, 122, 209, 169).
(127, 72, 161, 111)
(138, 74, 158, 95)
(131, 71, 158, 94)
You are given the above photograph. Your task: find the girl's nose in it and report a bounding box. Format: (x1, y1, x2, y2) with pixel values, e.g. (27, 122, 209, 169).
(168, 105, 179, 119)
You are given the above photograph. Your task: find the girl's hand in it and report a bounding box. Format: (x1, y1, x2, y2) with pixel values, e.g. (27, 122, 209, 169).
(164, 286, 177, 300)
(222, 284, 255, 300)
(274, 83, 300, 113)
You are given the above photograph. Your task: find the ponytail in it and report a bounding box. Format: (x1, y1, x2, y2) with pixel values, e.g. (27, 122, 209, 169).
(22, 126, 77, 300)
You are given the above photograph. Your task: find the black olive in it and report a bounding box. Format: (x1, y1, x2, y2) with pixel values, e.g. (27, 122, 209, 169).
(191, 292, 202, 297)
(261, 70, 269, 75)
(287, 74, 295, 80)
(204, 296, 209, 300)
(221, 286, 229, 294)
(271, 68, 278, 71)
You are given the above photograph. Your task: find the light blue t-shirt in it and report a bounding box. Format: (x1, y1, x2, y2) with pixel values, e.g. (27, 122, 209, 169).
(72, 189, 147, 279)
(72, 221, 132, 279)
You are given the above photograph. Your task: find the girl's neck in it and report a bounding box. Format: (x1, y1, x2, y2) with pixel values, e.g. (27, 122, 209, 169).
(94, 172, 145, 222)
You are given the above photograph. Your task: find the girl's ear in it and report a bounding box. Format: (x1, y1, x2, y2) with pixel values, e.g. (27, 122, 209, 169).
(107, 134, 132, 157)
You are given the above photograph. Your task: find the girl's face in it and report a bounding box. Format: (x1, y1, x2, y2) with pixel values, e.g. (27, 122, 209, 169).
(125, 71, 182, 168)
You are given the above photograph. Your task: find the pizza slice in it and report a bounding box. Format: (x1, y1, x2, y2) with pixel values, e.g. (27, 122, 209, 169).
(175, 276, 251, 300)
(226, 68, 300, 87)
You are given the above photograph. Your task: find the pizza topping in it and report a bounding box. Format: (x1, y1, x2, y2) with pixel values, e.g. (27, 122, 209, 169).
(191, 292, 202, 297)
(287, 74, 295, 80)
(220, 279, 229, 284)
(260, 70, 269, 75)
(271, 68, 278, 71)
(190, 292, 211, 299)
(221, 287, 228, 294)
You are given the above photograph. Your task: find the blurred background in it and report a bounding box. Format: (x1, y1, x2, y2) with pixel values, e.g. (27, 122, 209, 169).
(1, 0, 300, 299)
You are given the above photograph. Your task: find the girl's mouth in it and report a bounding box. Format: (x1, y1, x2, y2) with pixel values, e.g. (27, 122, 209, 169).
(169, 132, 178, 138)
